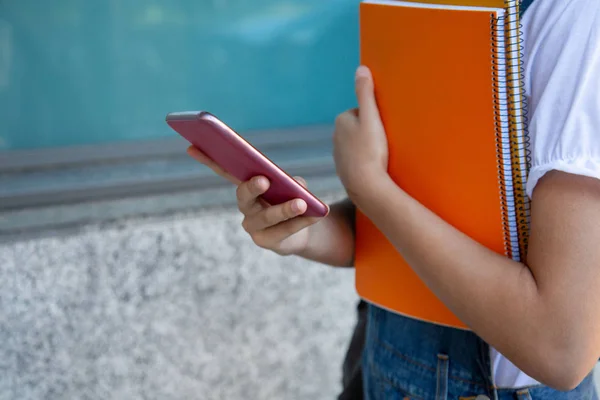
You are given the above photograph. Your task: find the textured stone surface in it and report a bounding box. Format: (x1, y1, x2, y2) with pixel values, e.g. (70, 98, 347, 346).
(2, 205, 358, 400)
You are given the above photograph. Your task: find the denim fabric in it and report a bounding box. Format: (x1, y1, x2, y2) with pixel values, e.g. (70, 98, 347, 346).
(339, 300, 369, 400)
(362, 305, 598, 400)
(520, 0, 535, 16)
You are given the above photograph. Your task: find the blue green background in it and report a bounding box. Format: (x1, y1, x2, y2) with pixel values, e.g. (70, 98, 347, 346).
(0, 0, 359, 151)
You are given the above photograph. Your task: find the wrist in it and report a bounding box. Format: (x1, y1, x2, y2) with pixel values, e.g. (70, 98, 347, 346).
(292, 222, 318, 257)
(292, 200, 356, 267)
(346, 172, 395, 209)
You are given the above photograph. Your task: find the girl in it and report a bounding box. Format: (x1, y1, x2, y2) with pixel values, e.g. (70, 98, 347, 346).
(189, 0, 600, 397)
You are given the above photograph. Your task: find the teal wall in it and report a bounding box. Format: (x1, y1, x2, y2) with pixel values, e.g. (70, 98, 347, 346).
(0, 0, 359, 151)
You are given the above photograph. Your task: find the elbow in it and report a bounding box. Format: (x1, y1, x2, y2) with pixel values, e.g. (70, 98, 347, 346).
(525, 343, 596, 391)
(538, 366, 589, 392)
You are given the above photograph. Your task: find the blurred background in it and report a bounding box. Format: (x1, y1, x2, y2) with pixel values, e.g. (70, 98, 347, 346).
(0, 1, 360, 399)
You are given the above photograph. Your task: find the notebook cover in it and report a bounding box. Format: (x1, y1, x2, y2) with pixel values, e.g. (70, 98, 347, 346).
(355, 1, 507, 329)
(399, 0, 505, 6)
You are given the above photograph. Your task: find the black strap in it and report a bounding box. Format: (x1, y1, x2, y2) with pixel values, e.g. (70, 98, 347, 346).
(520, 0, 535, 16)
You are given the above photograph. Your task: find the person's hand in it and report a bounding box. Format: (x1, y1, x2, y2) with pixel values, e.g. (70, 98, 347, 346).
(187, 146, 240, 185)
(333, 65, 389, 200)
(187, 146, 323, 256)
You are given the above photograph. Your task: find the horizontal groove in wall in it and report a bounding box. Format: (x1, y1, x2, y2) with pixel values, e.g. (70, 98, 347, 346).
(0, 125, 333, 172)
(0, 125, 336, 212)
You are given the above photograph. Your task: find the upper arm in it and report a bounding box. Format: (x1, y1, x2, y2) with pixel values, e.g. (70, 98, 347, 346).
(528, 172, 600, 330)
(526, 172, 600, 385)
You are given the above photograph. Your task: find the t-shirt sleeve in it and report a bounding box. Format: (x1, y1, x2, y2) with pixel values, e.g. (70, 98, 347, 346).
(523, 0, 600, 198)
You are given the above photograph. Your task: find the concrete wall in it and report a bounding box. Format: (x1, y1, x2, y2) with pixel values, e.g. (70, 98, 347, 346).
(2, 204, 358, 400)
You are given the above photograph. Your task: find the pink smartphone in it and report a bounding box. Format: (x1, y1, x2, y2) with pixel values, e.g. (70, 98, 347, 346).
(166, 111, 329, 218)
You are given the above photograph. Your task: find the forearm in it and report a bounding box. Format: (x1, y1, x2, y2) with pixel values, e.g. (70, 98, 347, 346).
(296, 198, 356, 267)
(351, 177, 587, 386)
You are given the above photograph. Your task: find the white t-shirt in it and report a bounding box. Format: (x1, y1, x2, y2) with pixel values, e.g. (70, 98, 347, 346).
(490, 0, 600, 388)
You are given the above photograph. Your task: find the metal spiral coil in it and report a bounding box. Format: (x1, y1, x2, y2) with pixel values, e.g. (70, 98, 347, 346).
(490, 1, 532, 260)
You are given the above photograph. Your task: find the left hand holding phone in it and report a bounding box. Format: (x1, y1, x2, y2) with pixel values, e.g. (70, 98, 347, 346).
(187, 146, 323, 256)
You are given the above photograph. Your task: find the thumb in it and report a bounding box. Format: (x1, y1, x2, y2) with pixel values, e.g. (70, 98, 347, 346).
(355, 66, 381, 125)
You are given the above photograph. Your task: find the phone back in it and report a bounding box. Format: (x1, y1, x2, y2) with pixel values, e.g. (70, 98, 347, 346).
(166, 111, 328, 217)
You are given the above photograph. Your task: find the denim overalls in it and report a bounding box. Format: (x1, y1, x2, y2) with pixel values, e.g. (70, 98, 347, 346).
(359, 1, 598, 398)
(362, 306, 597, 399)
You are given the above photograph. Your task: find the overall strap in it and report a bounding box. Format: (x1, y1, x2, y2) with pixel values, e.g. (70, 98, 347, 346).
(520, 0, 535, 16)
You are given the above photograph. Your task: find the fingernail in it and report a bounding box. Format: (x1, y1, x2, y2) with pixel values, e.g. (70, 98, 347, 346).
(293, 199, 306, 214)
(254, 177, 266, 189)
(355, 65, 370, 81)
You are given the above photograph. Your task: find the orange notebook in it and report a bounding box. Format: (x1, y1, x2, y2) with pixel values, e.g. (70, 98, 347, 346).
(355, 0, 530, 329)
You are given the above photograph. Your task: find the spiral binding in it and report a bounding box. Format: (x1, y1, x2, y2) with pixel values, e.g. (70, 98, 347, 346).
(491, 12, 518, 260)
(490, 1, 531, 261)
(505, 0, 531, 259)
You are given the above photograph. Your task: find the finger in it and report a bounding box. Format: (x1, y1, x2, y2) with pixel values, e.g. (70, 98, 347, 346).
(187, 146, 240, 185)
(186, 145, 211, 163)
(245, 198, 307, 231)
(258, 215, 322, 246)
(354, 65, 381, 126)
(335, 110, 358, 131)
(293, 176, 307, 188)
(236, 176, 270, 214)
